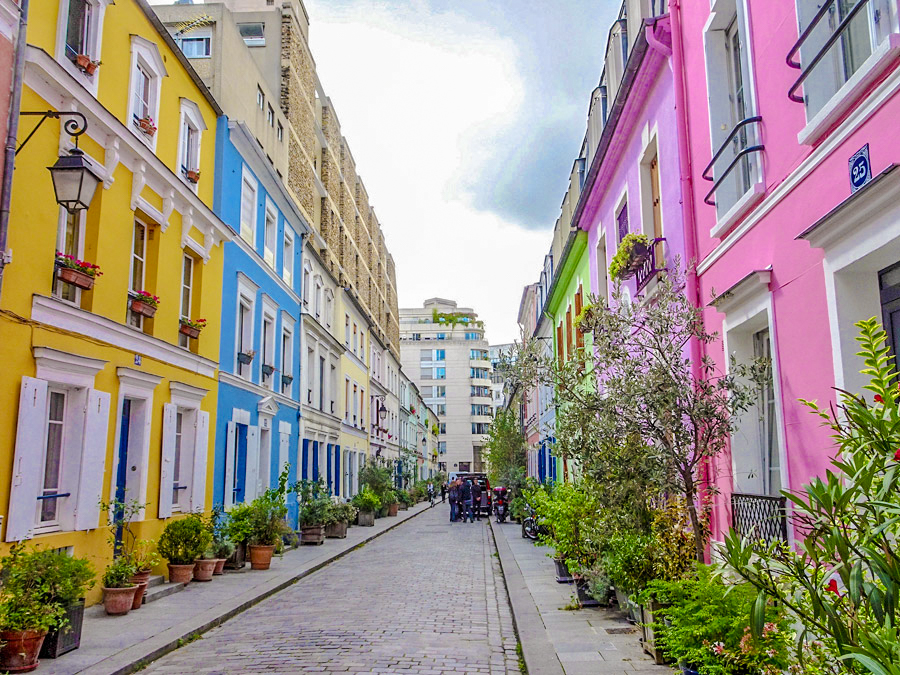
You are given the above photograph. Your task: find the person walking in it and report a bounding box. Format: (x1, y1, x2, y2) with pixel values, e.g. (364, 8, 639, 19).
(427, 481, 435, 507)
(461, 479, 474, 523)
(448, 479, 459, 522)
(472, 480, 482, 521)
(440, 482, 447, 503)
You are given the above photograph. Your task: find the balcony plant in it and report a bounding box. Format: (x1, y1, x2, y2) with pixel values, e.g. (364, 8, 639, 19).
(185, 169, 200, 184)
(351, 487, 380, 526)
(0, 546, 92, 667)
(609, 233, 650, 281)
(137, 116, 156, 137)
(295, 479, 332, 545)
(55, 252, 101, 290)
(130, 291, 159, 318)
(281, 373, 293, 387)
(261, 363, 276, 378)
(179, 317, 206, 339)
(73, 54, 100, 75)
(237, 348, 256, 365)
(244, 469, 290, 568)
(157, 517, 211, 584)
(101, 555, 138, 616)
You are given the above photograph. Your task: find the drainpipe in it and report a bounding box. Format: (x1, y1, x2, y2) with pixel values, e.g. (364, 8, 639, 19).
(0, 0, 28, 303)
(670, 0, 715, 560)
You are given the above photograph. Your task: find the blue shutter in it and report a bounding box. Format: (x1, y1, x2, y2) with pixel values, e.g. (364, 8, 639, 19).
(334, 446, 341, 496)
(312, 441, 319, 481)
(302, 439, 309, 480)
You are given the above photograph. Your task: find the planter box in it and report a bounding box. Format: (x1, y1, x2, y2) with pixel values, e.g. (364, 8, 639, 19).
(387, 503, 399, 517)
(574, 576, 601, 607)
(237, 352, 254, 365)
(358, 510, 375, 527)
(138, 118, 156, 137)
(179, 323, 200, 339)
(640, 602, 668, 665)
(225, 541, 246, 569)
(300, 525, 325, 545)
(398, 502, 409, 511)
(74, 54, 97, 75)
(281, 374, 293, 386)
(262, 364, 275, 377)
(57, 266, 95, 290)
(554, 558, 574, 584)
(185, 170, 200, 184)
(130, 298, 157, 318)
(324, 520, 348, 539)
(40, 599, 84, 659)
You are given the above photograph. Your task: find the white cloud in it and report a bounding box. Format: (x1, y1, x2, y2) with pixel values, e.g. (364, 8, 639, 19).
(305, 0, 547, 343)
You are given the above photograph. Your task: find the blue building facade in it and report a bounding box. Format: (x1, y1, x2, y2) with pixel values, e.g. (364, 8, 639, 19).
(212, 119, 309, 526)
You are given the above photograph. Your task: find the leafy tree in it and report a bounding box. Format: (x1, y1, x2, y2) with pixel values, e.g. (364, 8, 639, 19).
(484, 407, 527, 489)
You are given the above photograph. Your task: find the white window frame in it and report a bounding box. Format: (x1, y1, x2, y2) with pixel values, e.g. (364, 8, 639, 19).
(236, 273, 258, 380)
(302, 260, 312, 306)
(128, 219, 149, 330)
(324, 289, 333, 329)
(281, 314, 294, 396)
(314, 277, 322, 318)
(240, 166, 258, 246)
(126, 35, 167, 151)
(160, 382, 209, 518)
(177, 31, 211, 59)
(263, 199, 278, 269)
(178, 99, 206, 190)
(54, 0, 111, 95)
(261, 296, 278, 391)
(178, 253, 194, 349)
(283, 228, 294, 287)
(53, 208, 86, 305)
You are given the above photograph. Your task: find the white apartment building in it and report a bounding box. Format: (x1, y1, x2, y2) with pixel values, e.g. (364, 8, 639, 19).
(399, 299, 492, 474)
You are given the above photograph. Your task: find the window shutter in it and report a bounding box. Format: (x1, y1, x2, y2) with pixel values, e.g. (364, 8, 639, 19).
(312, 440, 319, 481)
(7, 377, 48, 542)
(326, 443, 332, 491)
(158, 403, 177, 519)
(224, 421, 236, 508)
(244, 425, 260, 502)
(190, 411, 210, 513)
(278, 432, 289, 480)
(301, 438, 309, 480)
(74, 389, 111, 531)
(334, 446, 341, 497)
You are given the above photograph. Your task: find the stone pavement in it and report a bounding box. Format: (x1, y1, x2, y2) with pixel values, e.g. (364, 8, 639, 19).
(141, 504, 521, 675)
(43, 501, 434, 675)
(491, 519, 671, 675)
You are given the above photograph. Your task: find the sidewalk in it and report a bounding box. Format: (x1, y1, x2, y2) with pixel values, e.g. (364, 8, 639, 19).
(491, 519, 670, 675)
(43, 501, 434, 675)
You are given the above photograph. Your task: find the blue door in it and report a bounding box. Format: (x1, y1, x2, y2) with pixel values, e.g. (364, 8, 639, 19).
(234, 423, 248, 503)
(302, 439, 309, 480)
(334, 447, 341, 497)
(312, 441, 319, 481)
(326, 443, 333, 492)
(114, 399, 131, 554)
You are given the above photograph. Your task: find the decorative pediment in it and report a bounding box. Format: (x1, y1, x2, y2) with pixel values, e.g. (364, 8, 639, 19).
(258, 396, 280, 417)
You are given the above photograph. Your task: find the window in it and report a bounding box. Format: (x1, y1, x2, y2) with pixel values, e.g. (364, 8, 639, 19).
(256, 86, 265, 110)
(283, 230, 294, 286)
(352, 383, 358, 425)
(54, 210, 84, 303)
(433, 386, 446, 398)
(133, 64, 152, 124)
(264, 203, 277, 268)
(435, 368, 446, 380)
(177, 35, 210, 58)
(472, 423, 489, 435)
(178, 100, 205, 186)
(353, 323, 358, 353)
(40, 390, 67, 524)
(128, 37, 165, 147)
(237, 301, 253, 378)
(277, 122, 284, 142)
(344, 378, 350, 421)
(240, 169, 257, 245)
(420, 368, 431, 380)
(314, 279, 322, 318)
(128, 221, 148, 329)
(324, 291, 333, 329)
(281, 325, 293, 395)
(753, 329, 780, 496)
(262, 313, 275, 389)
(65, 0, 93, 61)
(178, 254, 193, 349)
(435, 349, 445, 361)
(172, 411, 185, 510)
(267, 105, 275, 127)
(616, 201, 629, 242)
(464, 332, 480, 340)
(239, 22, 265, 47)
(438, 422, 446, 434)
(434, 404, 446, 415)
(438, 441, 447, 454)
(359, 388, 365, 427)
(437, 333, 446, 340)
(302, 262, 311, 305)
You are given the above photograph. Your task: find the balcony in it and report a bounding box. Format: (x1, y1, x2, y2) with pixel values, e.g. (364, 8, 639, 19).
(702, 116, 764, 210)
(635, 238, 666, 292)
(731, 493, 788, 546)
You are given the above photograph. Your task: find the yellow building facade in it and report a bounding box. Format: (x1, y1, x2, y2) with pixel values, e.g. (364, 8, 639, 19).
(337, 288, 371, 495)
(0, 0, 228, 603)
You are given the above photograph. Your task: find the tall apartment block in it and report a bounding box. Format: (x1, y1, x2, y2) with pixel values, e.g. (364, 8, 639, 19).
(399, 299, 492, 474)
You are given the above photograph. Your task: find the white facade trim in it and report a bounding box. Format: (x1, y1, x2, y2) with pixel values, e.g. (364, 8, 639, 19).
(33, 346, 107, 388)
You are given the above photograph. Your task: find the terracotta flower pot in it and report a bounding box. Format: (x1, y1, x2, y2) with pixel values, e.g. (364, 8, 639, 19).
(388, 503, 399, 517)
(358, 510, 375, 526)
(193, 559, 216, 582)
(179, 323, 200, 339)
(0, 629, 47, 673)
(131, 581, 148, 610)
(300, 525, 325, 545)
(167, 563, 195, 584)
(248, 544, 275, 570)
(103, 586, 137, 616)
(130, 569, 152, 585)
(57, 266, 94, 290)
(130, 299, 157, 317)
(213, 558, 226, 575)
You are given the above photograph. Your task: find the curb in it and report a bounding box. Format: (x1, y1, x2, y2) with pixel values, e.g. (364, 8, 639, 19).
(87, 502, 434, 675)
(489, 518, 565, 675)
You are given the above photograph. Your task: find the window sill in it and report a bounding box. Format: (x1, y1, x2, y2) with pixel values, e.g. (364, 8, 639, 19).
(130, 123, 158, 152)
(798, 33, 900, 147)
(709, 182, 766, 239)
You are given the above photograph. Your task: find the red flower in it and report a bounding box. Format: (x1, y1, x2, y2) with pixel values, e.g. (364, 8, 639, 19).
(875, 394, 884, 404)
(825, 579, 841, 596)
(894, 448, 900, 461)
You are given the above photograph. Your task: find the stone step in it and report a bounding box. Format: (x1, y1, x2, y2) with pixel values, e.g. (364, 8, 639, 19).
(143, 579, 188, 604)
(147, 575, 165, 589)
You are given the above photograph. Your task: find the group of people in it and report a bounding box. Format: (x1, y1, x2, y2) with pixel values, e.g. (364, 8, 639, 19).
(445, 477, 483, 523)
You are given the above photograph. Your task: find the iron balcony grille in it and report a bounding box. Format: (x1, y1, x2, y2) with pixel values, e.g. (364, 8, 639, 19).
(786, 0, 874, 104)
(635, 238, 666, 292)
(731, 492, 789, 545)
(702, 116, 764, 207)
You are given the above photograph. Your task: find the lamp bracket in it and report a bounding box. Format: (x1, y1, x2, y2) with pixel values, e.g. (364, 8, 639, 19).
(17, 111, 88, 156)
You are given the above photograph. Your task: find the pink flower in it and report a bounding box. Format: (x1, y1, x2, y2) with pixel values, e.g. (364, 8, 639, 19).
(711, 642, 725, 655)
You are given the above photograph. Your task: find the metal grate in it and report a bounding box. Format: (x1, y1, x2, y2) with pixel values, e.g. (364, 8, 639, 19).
(635, 238, 666, 292)
(731, 493, 788, 545)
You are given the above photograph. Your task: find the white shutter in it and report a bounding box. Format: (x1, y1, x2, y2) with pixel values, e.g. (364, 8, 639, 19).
(224, 422, 236, 509)
(7, 377, 48, 542)
(278, 432, 289, 479)
(190, 411, 210, 513)
(158, 403, 177, 518)
(244, 425, 260, 501)
(74, 389, 111, 531)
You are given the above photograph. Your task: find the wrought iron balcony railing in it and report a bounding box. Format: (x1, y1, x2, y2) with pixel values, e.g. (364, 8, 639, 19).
(731, 492, 789, 545)
(786, 0, 874, 103)
(702, 116, 764, 207)
(635, 237, 666, 292)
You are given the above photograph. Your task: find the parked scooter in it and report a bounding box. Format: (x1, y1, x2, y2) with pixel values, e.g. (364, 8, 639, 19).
(493, 486, 508, 523)
(522, 503, 539, 539)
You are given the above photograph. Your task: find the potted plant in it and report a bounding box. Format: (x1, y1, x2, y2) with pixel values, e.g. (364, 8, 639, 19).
(55, 252, 101, 290)
(101, 556, 138, 616)
(158, 517, 211, 584)
(213, 539, 234, 575)
(609, 233, 650, 281)
(137, 116, 156, 137)
(397, 490, 413, 511)
(261, 363, 276, 378)
(325, 503, 356, 539)
(383, 490, 399, 517)
(185, 169, 200, 184)
(281, 373, 293, 387)
(295, 479, 332, 545)
(237, 348, 256, 365)
(32, 549, 94, 659)
(180, 317, 206, 339)
(223, 502, 254, 570)
(130, 291, 159, 318)
(127, 539, 159, 611)
(245, 481, 289, 568)
(193, 543, 217, 582)
(351, 488, 380, 526)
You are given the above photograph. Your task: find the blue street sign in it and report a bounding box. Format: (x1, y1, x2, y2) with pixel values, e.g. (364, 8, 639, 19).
(849, 144, 872, 193)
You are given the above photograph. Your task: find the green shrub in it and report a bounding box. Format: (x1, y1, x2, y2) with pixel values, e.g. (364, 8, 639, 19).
(223, 502, 254, 545)
(537, 481, 604, 574)
(158, 517, 211, 564)
(351, 487, 381, 512)
(295, 479, 332, 528)
(397, 490, 414, 506)
(246, 493, 290, 544)
(380, 489, 398, 506)
(332, 502, 358, 523)
(608, 233, 649, 281)
(358, 462, 394, 499)
(102, 555, 137, 590)
(602, 531, 654, 593)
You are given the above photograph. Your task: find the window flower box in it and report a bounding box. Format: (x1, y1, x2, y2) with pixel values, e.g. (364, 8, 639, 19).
(262, 364, 275, 377)
(130, 291, 159, 318)
(74, 54, 100, 75)
(237, 350, 255, 365)
(179, 317, 206, 339)
(185, 169, 200, 185)
(609, 234, 651, 281)
(137, 117, 156, 137)
(55, 252, 101, 290)
(281, 374, 293, 386)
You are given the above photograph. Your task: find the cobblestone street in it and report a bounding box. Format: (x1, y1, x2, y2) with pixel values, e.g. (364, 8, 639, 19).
(143, 506, 520, 674)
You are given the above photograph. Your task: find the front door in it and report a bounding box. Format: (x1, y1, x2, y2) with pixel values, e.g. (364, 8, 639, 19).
(114, 399, 132, 554)
(879, 261, 900, 373)
(234, 423, 248, 504)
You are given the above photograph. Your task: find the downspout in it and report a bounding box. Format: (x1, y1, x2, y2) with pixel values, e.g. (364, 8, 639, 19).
(670, 0, 714, 561)
(0, 0, 28, 303)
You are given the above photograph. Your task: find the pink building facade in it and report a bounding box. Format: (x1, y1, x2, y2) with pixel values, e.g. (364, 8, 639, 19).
(676, 0, 900, 545)
(517, 283, 543, 481)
